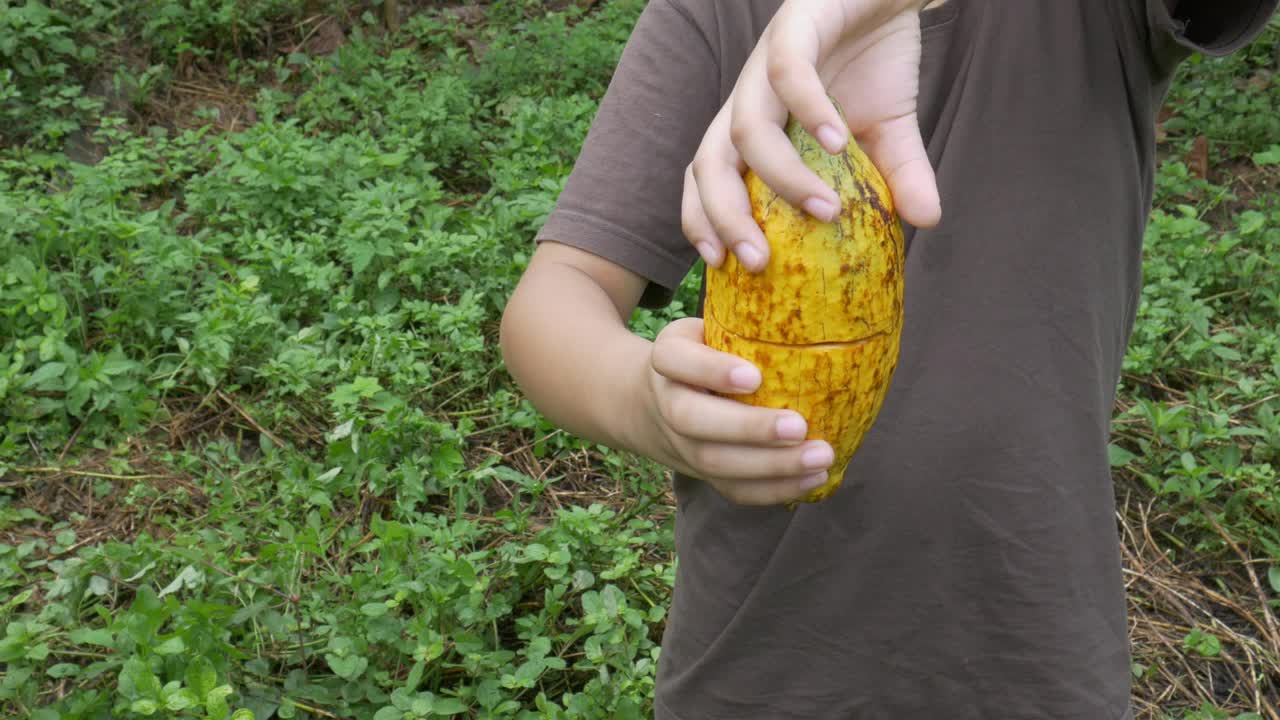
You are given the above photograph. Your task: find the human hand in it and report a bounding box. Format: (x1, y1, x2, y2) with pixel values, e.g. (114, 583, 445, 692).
(637, 317, 835, 506)
(684, 0, 943, 272)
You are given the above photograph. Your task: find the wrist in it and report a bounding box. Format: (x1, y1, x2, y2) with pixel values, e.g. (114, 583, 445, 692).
(606, 332, 667, 461)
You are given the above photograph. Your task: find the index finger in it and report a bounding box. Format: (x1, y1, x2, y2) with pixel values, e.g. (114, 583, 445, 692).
(729, 43, 841, 222)
(764, 11, 849, 155)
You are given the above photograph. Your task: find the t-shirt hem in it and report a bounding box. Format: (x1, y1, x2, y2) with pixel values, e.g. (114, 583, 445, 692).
(655, 697, 1136, 720)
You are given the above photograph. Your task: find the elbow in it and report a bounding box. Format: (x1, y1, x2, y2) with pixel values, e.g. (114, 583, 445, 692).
(498, 290, 522, 383)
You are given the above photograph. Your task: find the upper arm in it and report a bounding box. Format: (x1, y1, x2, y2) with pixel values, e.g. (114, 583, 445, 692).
(530, 0, 725, 310)
(524, 240, 650, 323)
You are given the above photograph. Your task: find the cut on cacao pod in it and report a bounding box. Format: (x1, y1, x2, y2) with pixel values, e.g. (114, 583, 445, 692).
(703, 113, 904, 506)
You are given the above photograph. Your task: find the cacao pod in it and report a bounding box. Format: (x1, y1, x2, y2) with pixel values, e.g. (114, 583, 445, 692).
(703, 116, 904, 506)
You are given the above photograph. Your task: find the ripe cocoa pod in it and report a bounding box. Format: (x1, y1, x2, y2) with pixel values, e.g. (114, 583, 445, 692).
(704, 116, 904, 505)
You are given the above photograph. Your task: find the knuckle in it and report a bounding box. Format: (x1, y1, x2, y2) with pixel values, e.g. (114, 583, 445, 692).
(657, 388, 681, 427)
(665, 394, 695, 433)
(728, 119, 753, 149)
(765, 54, 792, 87)
(756, 414, 780, 443)
(650, 334, 677, 372)
(774, 452, 806, 478)
(689, 443, 718, 473)
(680, 211, 702, 243)
(689, 153, 711, 185)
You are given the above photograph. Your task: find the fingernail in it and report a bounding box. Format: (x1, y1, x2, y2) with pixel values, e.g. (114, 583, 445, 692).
(736, 243, 764, 270)
(775, 413, 807, 441)
(695, 241, 718, 265)
(804, 197, 838, 223)
(816, 124, 846, 154)
(801, 443, 834, 470)
(729, 365, 761, 391)
(801, 472, 828, 489)
(814, 124, 844, 153)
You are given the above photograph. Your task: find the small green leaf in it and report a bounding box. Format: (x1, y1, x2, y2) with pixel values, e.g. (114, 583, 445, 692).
(47, 662, 81, 678)
(1183, 628, 1221, 657)
(230, 709, 255, 720)
(68, 627, 113, 647)
(432, 697, 468, 715)
(327, 420, 354, 442)
(206, 684, 234, 720)
(88, 575, 111, 596)
(405, 660, 425, 690)
(158, 565, 203, 597)
(119, 657, 162, 701)
(361, 602, 389, 617)
(130, 699, 160, 716)
(27, 643, 50, 660)
(185, 656, 217, 697)
(165, 688, 200, 711)
(326, 653, 368, 680)
(1253, 145, 1280, 165)
(1268, 565, 1280, 594)
(373, 708, 403, 720)
(1180, 452, 1197, 471)
(23, 361, 66, 389)
(154, 636, 185, 655)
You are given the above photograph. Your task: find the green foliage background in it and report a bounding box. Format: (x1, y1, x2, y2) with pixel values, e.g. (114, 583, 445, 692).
(0, 2, 1278, 718)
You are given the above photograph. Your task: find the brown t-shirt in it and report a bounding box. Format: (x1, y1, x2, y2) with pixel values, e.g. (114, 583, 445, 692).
(537, 2, 1278, 718)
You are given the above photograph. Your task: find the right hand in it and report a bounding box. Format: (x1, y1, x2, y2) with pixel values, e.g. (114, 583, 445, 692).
(638, 317, 835, 506)
(684, 0, 942, 272)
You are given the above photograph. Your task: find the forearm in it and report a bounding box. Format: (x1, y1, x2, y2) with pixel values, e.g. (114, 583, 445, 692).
(499, 255, 654, 457)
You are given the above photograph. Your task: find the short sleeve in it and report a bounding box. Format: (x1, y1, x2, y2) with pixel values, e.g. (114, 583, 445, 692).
(1143, 0, 1278, 70)
(535, 0, 722, 308)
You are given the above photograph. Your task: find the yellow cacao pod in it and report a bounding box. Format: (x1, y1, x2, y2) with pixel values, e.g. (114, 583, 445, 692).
(704, 117, 904, 505)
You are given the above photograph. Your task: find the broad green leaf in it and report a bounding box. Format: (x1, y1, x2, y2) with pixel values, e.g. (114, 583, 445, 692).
(326, 653, 368, 680)
(22, 361, 66, 389)
(1253, 145, 1280, 165)
(88, 575, 110, 596)
(405, 661, 425, 691)
(119, 657, 162, 701)
(431, 697, 468, 715)
(361, 602, 389, 617)
(165, 687, 200, 711)
(68, 627, 113, 647)
(154, 636, 186, 655)
(185, 656, 217, 697)
(1180, 452, 1196, 472)
(158, 565, 203, 597)
(206, 684, 234, 720)
(47, 662, 81, 678)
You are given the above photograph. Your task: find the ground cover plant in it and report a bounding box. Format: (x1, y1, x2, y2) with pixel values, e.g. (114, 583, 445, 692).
(0, 2, 1278, 718)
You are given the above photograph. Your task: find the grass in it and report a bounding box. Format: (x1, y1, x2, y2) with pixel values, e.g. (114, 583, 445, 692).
(0, 2, 1278, 718)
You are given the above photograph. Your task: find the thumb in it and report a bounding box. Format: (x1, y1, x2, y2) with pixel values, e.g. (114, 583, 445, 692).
(658, 316, 709, 345)
(860, 112, 940, 229)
